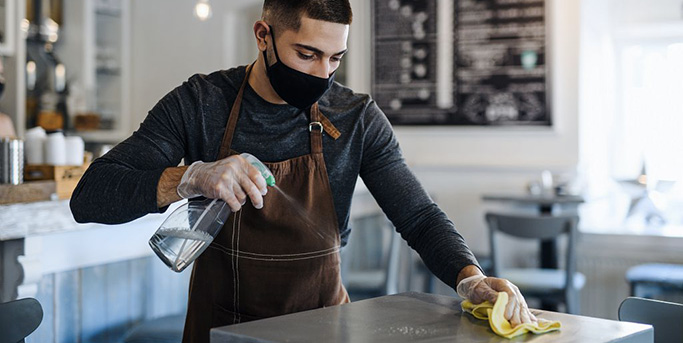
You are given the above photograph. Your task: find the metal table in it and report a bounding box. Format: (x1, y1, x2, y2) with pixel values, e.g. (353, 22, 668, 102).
(481, 194, 585, 211)
(211, 292, 652, 343)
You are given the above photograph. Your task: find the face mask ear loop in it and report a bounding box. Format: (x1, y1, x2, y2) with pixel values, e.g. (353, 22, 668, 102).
(268, 25, 284, 64)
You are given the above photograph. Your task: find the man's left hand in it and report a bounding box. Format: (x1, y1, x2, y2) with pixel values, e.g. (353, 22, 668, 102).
(457, 274, 538, 327)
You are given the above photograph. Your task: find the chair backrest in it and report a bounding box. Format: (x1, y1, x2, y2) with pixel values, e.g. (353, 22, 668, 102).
(341, 215, 401, 296)
(618, 297, 683, 343)
(485, 213, 578, 240)
(0, 297, 43, 343)
(485, 212, 579, 286)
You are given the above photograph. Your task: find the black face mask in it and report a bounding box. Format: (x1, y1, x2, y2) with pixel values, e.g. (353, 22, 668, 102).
(263, 26, 335, 110)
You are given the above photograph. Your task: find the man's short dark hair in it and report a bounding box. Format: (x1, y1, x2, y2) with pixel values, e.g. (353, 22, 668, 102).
(262, 0, 352, 34)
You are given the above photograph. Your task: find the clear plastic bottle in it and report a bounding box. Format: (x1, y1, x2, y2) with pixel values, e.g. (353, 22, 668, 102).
(149, 153, 274, 272)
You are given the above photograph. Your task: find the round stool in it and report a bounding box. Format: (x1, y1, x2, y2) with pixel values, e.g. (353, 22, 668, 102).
(626, 263, 683, 298)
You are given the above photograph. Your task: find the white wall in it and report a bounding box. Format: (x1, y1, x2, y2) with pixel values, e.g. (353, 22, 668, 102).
(129, 0, 581, 254)
(129, 0, 263, 129)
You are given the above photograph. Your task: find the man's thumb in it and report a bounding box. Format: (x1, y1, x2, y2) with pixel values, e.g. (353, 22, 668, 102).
(483, 288, 499, 304)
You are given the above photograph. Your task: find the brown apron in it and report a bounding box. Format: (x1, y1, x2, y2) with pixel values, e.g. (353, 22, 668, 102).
(182, 64, 349, 343)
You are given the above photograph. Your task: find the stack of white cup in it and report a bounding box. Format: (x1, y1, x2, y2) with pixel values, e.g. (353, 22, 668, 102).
(24, 127, 47, 165)
(65, 136, 85, 165)
(45, 132, 67, 165)
(24, 127, 85, 166)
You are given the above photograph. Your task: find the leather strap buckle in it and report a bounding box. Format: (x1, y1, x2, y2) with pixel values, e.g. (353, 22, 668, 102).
(309, 121, 323, 133)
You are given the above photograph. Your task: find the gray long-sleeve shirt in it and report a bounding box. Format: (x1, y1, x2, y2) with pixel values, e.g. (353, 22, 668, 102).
(70, 65, 479, 289)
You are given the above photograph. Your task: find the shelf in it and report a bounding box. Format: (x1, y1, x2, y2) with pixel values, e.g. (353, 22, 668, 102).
(70, 129, 128, 144)
(53, 0, 131, 145)
(0, 181, 56, 205)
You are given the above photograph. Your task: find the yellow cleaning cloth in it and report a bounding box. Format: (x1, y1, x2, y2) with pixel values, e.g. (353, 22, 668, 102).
(461, 292, 561, 339)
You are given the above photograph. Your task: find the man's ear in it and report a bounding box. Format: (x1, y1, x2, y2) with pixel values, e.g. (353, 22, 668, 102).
(254, 21, 269, 52)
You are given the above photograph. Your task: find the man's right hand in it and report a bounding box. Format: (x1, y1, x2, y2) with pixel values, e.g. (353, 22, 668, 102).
(176, 155, 269, 212)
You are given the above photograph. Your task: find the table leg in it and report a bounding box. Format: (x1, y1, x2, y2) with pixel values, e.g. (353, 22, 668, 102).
(539, 204, 558, 311)
(540, 240, 558, 269)
(539, 239, 558, 311)
(539, 204, 558, 269)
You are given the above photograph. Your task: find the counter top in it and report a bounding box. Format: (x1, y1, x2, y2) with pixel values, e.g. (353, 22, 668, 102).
(0, 199, 85, 240)
(0, 199, 183, 241)
(0, 199, 184, 301)
(211, 292, 653, 343)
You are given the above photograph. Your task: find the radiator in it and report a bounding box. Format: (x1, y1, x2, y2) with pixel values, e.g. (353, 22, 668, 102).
(577, 233, 683, 320)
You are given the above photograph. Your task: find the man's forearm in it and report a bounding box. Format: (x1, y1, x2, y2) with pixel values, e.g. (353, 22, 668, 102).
(157, 166, 189, 208)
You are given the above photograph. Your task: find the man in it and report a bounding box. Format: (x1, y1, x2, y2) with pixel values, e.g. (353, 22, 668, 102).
(71, 1, 536, 342)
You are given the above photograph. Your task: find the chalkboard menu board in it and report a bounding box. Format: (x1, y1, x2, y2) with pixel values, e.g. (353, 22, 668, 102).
(372, 0, 550, 126)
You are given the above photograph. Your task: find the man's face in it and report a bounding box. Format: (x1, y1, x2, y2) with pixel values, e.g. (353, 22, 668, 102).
(266, 16, 349, 79)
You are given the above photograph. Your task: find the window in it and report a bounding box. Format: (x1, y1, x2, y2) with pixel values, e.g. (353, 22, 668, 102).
(613, 39, 683, 181)
(579, 0, 683, 233)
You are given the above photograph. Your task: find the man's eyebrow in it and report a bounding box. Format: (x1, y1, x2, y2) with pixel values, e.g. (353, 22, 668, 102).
(294, 43, 348, 56)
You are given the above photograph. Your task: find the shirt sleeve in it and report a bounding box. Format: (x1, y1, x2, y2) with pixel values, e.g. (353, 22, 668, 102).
(358, 100, 481, 290)
(70, 82, 194, 224)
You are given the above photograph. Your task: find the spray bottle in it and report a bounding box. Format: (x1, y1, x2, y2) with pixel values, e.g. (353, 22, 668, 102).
(149, 153, 275, 272)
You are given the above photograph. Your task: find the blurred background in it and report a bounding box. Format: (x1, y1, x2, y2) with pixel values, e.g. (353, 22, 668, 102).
(1, 0, 682, 342)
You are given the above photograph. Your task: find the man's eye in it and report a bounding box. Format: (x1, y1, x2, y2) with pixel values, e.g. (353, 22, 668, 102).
(331, 56, 343, 63)
(297, 52, 314, 60)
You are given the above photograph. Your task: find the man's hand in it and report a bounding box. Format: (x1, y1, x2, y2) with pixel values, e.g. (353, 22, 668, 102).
(176, 155, 268, 212)
(456, 270, 537, 327)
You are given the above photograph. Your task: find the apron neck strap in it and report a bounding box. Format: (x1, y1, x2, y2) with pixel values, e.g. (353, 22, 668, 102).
(218, 63, 325, 159)
(309, 103, 323, 154)
(218, 63, 253, 160)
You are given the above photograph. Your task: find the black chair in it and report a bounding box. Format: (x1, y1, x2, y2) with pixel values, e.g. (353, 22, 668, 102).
(485, 212, 585, 314)
(0, 298, 43, 343)
(619, 296, 683, 343)
(625, 263, 683, 298)
(341, 216, 401, 300)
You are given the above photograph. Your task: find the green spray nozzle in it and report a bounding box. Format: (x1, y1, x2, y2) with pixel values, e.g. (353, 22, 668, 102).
(241, 153, 276, 187)
(264, 175, 276, 187)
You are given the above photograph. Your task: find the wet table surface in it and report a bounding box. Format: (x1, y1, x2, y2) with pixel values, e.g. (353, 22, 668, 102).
(211, 292, 653, 343)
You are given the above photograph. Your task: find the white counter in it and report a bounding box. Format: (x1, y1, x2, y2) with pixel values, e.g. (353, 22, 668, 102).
(0, 199, 179, 241)
(0, 199, 183, 300)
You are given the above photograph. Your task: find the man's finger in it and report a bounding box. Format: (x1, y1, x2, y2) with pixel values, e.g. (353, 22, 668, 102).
(510, 305, 521, 327)
(246, 164, 268, 192)
(504, 293, 516, 320)
(246, 184, 264, 209)
(512, 289, 534, 324)
(233, 184, 247, 205)
(519, 306, 532, 323)
(224, 194, 242, 212)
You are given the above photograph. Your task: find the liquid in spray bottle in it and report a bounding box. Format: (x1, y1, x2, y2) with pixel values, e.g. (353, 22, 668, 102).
(149, 153, 274, 272)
